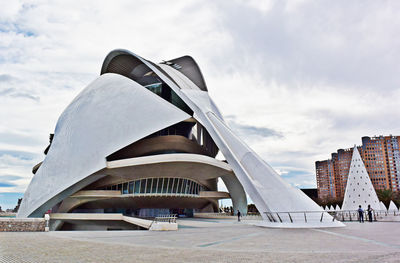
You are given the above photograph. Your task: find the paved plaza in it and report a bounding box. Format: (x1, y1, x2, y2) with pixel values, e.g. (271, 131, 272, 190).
(1, 218, 400, 262)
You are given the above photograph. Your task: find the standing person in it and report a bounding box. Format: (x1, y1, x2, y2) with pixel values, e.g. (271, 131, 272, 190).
(367, 205, 373, 222)
(237, 210, 241, 222)
(358, 205, 364, 223)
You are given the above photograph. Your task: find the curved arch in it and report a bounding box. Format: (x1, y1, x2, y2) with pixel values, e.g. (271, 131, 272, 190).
(101, 50, 152, 81)
(18, 73, 191, 218)
(164, 56, 208, 91)
(106, 135, 211, 161)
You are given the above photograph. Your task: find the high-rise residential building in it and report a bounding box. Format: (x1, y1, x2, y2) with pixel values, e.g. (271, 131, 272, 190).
(316, 135, 400, 200)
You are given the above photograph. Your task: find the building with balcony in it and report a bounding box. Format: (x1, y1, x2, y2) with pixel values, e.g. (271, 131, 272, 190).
(316, 135, 400, 200)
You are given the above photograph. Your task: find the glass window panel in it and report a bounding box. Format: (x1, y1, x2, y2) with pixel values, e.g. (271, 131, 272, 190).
(117, 184, 122, 191)
(184, 179, 190, 194)
(111, 185, 116, 190)
(189, 181, 193, 194)
(134, 180, 140, 194)
(180, 179, 185, 193)
(177, 179, 182, 194)
(157, 178, 163, 193)
(186, 181, 190, 194)
(140, 179, 146, 193)
(146, 179, 152, 193)
(192, 181, 196, 194)
(129, 182, 134, 194)
(168, 178, 174, 193)
(152, 178, 158, 193)
(162, 178, 168, 194)
(123, 183, 128, 194)
(171, 178, 176, 193)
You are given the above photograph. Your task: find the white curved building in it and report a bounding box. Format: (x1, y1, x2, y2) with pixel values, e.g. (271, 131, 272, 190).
(18, 49, 343, 229)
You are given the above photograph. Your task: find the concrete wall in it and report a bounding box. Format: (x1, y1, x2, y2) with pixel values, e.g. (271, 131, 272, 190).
(0, 218, 45, 232)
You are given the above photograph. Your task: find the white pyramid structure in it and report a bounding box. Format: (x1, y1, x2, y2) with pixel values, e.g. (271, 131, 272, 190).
(388, 200, 398, 212)
(335, 204, 340, 211)
(379, 201, 387, 211)
(341, 146, 380, 210)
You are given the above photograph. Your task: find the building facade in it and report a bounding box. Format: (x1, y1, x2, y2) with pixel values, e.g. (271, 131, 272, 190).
(18, 49, 341, 229)
(316, 135, 400, 200)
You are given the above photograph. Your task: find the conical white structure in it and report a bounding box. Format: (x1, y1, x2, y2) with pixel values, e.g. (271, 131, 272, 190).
(388, 200, 397, 212)
(341, 146, 380, 210)
(379, 201, 387, 211)
(335, 204, 340, 211)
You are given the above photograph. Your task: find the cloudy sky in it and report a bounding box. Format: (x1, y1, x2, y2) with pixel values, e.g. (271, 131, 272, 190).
(1, 0, 400, 209)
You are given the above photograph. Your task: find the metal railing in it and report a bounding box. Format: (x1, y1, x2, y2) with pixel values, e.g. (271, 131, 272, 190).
(332, 210, 399, 222)
(193, 212, 262, 220)
(263, 211, 337, 223)
(263, 210, 400, 223)
(153, 214, 177, 223)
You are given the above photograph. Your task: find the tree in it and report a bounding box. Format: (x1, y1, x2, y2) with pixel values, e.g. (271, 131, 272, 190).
(12, 198, 22, 213)
(376, 189, 393, 208)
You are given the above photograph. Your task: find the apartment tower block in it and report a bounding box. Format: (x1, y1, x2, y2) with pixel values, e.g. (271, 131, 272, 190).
(316, 135, 400, 200)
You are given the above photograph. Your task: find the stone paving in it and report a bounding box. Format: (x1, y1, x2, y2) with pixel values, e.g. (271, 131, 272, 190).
(1, 219, 400, 262)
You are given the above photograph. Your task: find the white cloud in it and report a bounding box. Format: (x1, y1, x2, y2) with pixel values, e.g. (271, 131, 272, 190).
(1, 0, 400, 199)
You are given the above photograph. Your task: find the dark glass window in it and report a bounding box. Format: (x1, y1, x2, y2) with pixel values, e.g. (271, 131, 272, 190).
(176, 179, 182, 194)
(146, 179, 152, 193)
(129, 182, 134, 194)
(157, 178, 163, 193)
(134, 180, 140, 194)
(168, 178, 174, 193)
(152, 178, 158, 193)
(123, 182, 128, 194)
(162, 178, 168, 194)
(189, 181, 194, 194)
(183, 179, 189, 194)
(140, 179, 146, 193)
(144, 83, 162, 95)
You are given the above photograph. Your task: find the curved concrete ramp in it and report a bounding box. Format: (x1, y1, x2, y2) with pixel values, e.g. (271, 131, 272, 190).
(49, 213, 153, 229)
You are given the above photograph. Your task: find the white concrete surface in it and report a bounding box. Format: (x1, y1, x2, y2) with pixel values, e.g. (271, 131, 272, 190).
(342, 147, 380, 210)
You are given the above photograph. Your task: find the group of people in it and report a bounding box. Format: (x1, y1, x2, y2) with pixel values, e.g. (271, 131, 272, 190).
(357, 204, 374, 223)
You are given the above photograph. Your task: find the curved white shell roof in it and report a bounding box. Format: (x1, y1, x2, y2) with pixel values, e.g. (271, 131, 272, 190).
(19, 50, 343, 227)
(18, 73, 190, 217)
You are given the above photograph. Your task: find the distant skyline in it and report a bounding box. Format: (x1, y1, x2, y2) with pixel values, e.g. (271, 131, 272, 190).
(1, 0, 400, 209)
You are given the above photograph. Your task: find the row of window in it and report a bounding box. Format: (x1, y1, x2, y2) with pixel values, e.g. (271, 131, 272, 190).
(102, 178, 204, 196)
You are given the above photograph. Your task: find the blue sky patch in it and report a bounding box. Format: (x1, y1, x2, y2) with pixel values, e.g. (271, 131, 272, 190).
(0, 192, 24, 210)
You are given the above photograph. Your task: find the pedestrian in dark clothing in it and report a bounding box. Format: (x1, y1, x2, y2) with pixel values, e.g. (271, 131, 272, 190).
(358, 205, 364, 223)
(367, 205, 373, 222)
(237, 210, 241, 222)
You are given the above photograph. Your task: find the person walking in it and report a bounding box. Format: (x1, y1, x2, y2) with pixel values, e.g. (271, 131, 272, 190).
(358, 205, 364, 223)
(237, 210, 241, 222)
(367, 204, 373, 222)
